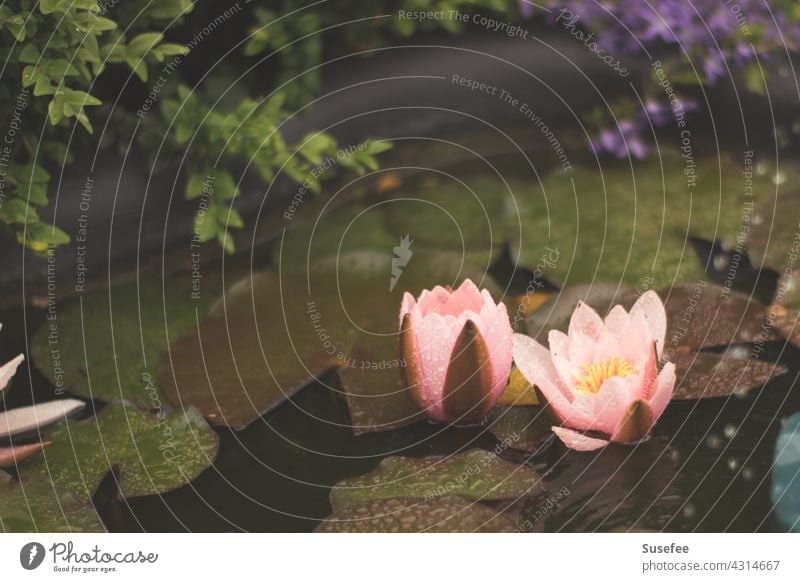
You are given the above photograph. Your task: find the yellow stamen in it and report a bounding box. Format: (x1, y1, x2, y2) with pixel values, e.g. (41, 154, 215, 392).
(573, 355, 636, 394)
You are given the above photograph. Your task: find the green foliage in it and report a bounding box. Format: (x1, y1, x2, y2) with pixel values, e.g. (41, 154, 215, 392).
(1, 0, 516, 255)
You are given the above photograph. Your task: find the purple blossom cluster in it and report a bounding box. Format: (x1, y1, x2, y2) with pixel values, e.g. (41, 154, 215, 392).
(525, 0, 800, 84)
(589, 97, 699, 158)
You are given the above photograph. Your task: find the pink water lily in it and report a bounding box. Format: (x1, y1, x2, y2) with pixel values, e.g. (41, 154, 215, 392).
(399, 279, 513, 425)
(512, 290, 676, 451)
(1, 326, 84, 465)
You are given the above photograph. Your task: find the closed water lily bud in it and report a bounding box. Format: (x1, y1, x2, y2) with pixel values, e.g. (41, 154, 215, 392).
(512, 290, 676, 451)
(398, 280, 513, 425)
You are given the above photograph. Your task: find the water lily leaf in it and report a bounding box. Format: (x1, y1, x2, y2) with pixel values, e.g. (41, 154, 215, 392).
(497, 367, 539, 406)
(510, 154, 782, 288)
(30, 279, 216, 408)
(486, 405, 553, 453)
(316, 496, 517, 532)
(329, 449, 543, 511)
(772, 412, 800, 532)
(21, 402, 218, 499)
(670, 351, 784, 400)
(773, 309, 800, 348)
(662, 283, 785, 399)
(337, 334, 424, 435)
(662, 282, 777, 351)
(159, 269, 361, 429)
(0, 473, 104, 532)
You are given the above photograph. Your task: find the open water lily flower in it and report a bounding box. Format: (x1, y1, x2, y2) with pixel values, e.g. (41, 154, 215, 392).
(512, 291, 675, 451)
(0, 326, 84, 465)
(399, 279, 513, 425)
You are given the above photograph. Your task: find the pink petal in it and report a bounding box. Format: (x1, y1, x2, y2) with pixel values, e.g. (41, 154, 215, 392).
(437, 280, 484, 316)
(552, 426, 609, 451)
(399, 292, 417, 327)
(0, 354, 24, 392)
(630, 290, 667, 358)
(416, 286, 452, 315)
(571, 376, 635, 435)
(648, 362, 676, 420)
(593, 326, 623, 362)
(620, 309, 651, 365)
(568, 301, 604, 339)
(604, 304, 630, 334)
(412, 311, 459, 419)
(481, 303, 513, 399)
(567, 331, 596, 366)
(0, 441, 50, 466)
(512, 334, 577, 422)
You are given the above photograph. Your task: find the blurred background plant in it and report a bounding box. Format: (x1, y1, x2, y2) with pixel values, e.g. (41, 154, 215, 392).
(2, 0, 799, 254)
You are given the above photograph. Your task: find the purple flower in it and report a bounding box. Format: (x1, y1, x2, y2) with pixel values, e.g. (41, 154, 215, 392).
(519, 1, 536, 19)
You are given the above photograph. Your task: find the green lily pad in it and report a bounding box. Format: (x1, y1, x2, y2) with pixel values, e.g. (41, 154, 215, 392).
(329, 449, 543, 511)
(486, 405, 554, 453)
(662, 283, 786, 398)
(0, 472, 104, 532)
(21, 402, 219, 499)
(316, 496, 517, 532)
(510, 154, 788, 288)
(671, 350, 783, 400)
(30, 278, 216, 408)
(337, 334, 425, 435)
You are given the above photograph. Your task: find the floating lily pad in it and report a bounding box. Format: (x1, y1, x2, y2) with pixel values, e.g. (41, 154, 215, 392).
(670, 351, 783, 400)
(31, 278, 216, 408)
(511, 154, 786, 288)
(329, 449, 543, 511)
(21, 402, 219, 499)
(486, 405, 553, 453)
(772, 412, 800, 532)
(337, 334, 424, 435)
(316, 496, 517, 532)
(0, 472, 104, 532)
(159, 270, 347, 429)
(662, 283, 785, 399)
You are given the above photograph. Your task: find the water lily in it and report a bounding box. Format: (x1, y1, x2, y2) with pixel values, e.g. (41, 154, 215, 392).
(1, 326, 84, 465)
(512, 291, 675, 451)
(399, 280, 513, 425)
